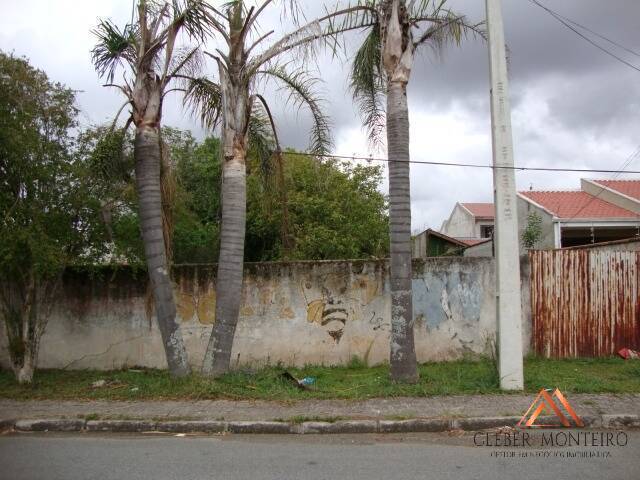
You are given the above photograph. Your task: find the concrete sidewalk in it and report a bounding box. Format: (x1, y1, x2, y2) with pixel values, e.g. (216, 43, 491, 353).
(2, 393, 639, 423)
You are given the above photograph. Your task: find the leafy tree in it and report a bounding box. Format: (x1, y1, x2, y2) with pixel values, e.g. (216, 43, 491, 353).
(344, 0, 483, 382)
(91, 0, 215, 377)
(275, 153, 388, 260)
(76, 128, 389, 264)
(0, 53, 97, 383)
(171, 132, 222, 264)
(522, 211, 543, 250)
(75, 127, 142, 263)
(76, 126, 218, 266)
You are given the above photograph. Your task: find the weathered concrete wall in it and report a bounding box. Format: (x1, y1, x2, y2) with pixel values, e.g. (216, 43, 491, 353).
(412, 231, 427, 258)
(0, 258, 531, 370)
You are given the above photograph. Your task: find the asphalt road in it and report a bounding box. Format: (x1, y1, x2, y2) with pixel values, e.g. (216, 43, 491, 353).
(1, 431, 638, 480)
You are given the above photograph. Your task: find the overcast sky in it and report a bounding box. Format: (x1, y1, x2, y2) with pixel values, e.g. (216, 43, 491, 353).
(2, 0, 639, 232)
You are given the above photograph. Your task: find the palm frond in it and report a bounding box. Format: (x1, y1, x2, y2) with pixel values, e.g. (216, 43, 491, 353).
(247, 3, 376, 75)
(167, 46, 203, 80)
(170, 0, 216, 42)
(274, 0, 306, 26)
(409, 0, 446, 19)
(91, 19, 138, 82)
(247, 104, 277, 180)
(412, 9, 486, 50)
(183, 77, 222, 130)
(349, 23, 386, 149)
(258, 66, 332, 155)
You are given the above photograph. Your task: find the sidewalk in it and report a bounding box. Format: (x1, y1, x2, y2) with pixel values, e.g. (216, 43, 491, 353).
(2, 393, 639, 433)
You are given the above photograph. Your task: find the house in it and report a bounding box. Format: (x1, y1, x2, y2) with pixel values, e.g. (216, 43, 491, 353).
(411, 229, 468, 257)
(439, 203, 495, 242)
(518, 179, 640, 248)
(441, 179, 640, 257)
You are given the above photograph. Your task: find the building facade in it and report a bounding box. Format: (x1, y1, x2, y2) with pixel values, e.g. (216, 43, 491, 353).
(439, 179, 640, 257)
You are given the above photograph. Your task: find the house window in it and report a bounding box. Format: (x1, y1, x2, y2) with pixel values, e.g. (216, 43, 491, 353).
(480, 225, 494, 238)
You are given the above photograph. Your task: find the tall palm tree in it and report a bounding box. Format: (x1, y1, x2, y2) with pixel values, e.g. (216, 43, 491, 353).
(91, 0, 214, 378)
(185, 0, 373, 377)
(348, 0, 483, 382)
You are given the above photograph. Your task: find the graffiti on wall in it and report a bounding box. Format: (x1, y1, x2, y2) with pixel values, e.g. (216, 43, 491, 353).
(301, 269, 385, 343)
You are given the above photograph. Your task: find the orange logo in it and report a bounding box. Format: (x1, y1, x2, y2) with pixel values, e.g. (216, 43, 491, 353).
(517, 388, 584, 428)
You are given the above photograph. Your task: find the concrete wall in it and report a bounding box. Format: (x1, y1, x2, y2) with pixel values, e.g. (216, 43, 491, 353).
(412, 231, 427, 258)
(0, 259, 532, 370)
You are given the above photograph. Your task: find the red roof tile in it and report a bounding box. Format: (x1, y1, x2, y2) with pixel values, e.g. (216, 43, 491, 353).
(519, 190, 638, 219)
(592, 179, 640, 202)
(461, 203, 495, 219)
(457, 238, 491, 246)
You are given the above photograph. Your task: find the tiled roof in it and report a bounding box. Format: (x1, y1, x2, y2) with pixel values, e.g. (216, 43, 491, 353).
(456, 238, 491, 246)
(519, 190, 638, 219)
(424, 229, 469, 247)
(461, 203, 495, 219)
(591, 179, 640, 202)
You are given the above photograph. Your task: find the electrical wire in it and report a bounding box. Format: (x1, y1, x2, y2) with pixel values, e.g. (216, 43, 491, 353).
(530, 0, 640, 59)
(280, 150, 640, 175)
(527, 0, 640, 73)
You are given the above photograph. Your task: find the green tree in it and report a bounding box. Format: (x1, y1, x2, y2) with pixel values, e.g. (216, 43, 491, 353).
(522, 211, 543, 250)
(170, 136, 389, 263)
(274, 154, 388, 260)
(0, 53, 96, 383)
(75, 126, 142, 263)
(172, 133, 222, 264)
(75, 125, 390, 264)
(345, 0, 483, 382)
(76, 126, 218, 266)
(91, 0, 215, 377)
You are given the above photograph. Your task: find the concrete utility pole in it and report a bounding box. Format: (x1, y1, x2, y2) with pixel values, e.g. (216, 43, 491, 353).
(485, 0, 524, 390)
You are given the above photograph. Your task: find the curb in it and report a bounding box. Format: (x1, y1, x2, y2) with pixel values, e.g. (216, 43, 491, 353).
(4, 415, 639, 435)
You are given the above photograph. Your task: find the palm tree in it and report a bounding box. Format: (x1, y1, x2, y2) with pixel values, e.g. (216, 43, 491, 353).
(347, 0, 483, 382)
(91, 0, 214, 378)
(184, 0, 373, 377)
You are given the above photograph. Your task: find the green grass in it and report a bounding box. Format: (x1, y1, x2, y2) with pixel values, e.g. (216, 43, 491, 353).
(1, 357, 638, 401)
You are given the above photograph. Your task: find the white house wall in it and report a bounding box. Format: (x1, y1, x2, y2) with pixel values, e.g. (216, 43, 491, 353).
(441, 204, 476, 238)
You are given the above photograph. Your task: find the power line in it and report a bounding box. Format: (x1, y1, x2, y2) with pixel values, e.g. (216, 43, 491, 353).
(281, 150, 640, 175)
(558, 16, 640, 60)
(530, 0, 640, 59)
(527, 0, 640, 73)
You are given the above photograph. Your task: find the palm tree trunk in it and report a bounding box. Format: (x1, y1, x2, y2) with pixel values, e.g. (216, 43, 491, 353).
(134, 126, 190, 378)
(202, 146, 246, 377)
(14, 354, 34, 384)
(386, 80, 418, 383)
